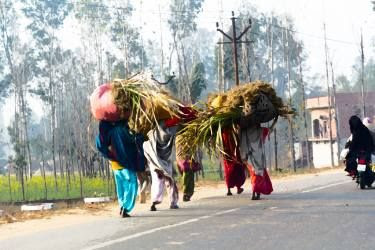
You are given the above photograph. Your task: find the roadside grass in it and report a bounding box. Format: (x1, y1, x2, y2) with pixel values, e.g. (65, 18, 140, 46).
(0, 158, 344, 203)
(0, 162, 345, 224)
(268, 165, 344, 179)
(0, 175, 115, 203)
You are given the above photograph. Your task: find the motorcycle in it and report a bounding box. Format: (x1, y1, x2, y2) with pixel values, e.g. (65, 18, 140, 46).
(355, 151, 375, 189)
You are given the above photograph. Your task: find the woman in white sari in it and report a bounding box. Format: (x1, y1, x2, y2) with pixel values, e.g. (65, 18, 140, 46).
(240, 124, 273, 200)
(143, 121, 179, 211)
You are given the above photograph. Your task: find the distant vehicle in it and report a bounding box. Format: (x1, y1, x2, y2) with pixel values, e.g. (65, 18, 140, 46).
(355, 150, 375, 189)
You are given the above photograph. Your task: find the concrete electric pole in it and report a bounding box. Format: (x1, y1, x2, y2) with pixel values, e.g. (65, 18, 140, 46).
(216, 11, 252, 86)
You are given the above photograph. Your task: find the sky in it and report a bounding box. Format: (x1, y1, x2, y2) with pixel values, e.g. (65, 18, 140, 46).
(245, 0, 375, 78)
(132, 0, 375, 79)
(1, 0, 375, 129)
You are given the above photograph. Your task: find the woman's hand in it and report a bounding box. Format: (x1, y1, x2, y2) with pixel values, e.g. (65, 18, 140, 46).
(154, 169, 164, 179)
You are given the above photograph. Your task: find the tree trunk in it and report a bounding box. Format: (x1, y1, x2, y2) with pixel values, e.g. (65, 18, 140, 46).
(49, 42, 58, 191)
(284, 27, 296, 171)
(77, 153, 83, 198)
(41, 149, 48, 200)
(8, 163, 12, 202)
(19, 75, 32, 179)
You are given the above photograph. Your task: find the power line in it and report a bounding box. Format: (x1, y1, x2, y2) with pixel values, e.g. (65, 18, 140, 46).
(216, 11, 253, 86)
(5, 0, 363, 47)
(250, 18, 357, 46)
(70, 1, 359, 46)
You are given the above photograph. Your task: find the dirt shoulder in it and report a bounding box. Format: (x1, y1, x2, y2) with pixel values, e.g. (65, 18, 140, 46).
(0, 167, 345, 241)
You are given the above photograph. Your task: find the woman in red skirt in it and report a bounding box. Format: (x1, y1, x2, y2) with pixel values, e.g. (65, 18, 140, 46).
(240, 125, 273, 200)
(222, 127, 246, 196)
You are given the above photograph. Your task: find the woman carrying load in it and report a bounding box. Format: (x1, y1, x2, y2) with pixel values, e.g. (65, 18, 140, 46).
(144, 106, 197, 211)
(91, 83, 145, 218)
(96, 119, 145, 217)
(240, 124, 273, 200)
(221, 127, 246, 196)
(144, 119, 180, 211)
(176, 139, 202, 202)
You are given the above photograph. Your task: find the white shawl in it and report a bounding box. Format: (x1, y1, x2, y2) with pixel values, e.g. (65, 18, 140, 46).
(143, 122, 177, 178)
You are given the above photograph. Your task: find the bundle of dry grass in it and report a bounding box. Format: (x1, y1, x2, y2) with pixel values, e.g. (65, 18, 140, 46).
(207, 80, 292, 120)
(111, 76, 183, 137)
(177, 81, 293, 158)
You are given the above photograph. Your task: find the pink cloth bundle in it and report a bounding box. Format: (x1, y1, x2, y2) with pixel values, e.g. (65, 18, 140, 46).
(177, 159, 201, 173)
(90, 84, 121, 121)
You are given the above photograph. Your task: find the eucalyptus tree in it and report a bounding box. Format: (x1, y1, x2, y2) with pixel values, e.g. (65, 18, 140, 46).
(75, 0, 110, 87)
(74, 0, 112, 179)
(188, 28, 215, 101)
(109, 1, 147, 78)
(352, 58, 375, 92)
(168, 0, 205, 103)
(21, 0, 71, 189)
(190, 62, 206, 103)
(0, 0, 36, 181)
(335, 74, 352, 92)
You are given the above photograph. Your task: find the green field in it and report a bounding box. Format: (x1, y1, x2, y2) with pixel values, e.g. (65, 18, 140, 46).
(0, 157, 223, 203)
(0, 175, 116, 203)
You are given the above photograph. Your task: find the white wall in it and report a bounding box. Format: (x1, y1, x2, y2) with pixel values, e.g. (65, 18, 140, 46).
(312, 141, 339, 168)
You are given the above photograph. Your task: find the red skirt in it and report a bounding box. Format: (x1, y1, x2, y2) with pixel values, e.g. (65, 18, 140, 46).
(247, 164, 273, 195)
(223, 159, 246, 189)
(222, 128, 246, 189)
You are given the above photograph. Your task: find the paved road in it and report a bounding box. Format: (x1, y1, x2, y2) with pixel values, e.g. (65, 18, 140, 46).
(2, 171, 374, 250)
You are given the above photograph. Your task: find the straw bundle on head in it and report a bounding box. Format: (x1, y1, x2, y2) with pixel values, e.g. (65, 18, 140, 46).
(177, 81, 294, 158)
(111, 77, 184, 137)
(207, 80, 292, 120)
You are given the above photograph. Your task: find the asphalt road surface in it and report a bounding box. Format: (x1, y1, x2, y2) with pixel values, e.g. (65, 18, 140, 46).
(1, 171, 374, 250)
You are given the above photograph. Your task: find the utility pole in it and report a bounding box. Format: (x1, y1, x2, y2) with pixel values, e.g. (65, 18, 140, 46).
(217, 0, 225, 92)
(331, 61, 340, 166)
(217, 0, 224, 181)
(297, 45, 312, 169)
(216, 11, 252, 86)
(271, 18, 278, 172)
(324, 23, 335, 168)
(360, 30, 366, 118)
(268, 17, 278, 171)
(139, 0, 144, 70)
(284, 26, 296, 172)
(158, 1, 164, 76)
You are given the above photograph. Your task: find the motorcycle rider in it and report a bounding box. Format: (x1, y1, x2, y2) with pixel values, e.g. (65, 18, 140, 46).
(344, 116, 374, 177)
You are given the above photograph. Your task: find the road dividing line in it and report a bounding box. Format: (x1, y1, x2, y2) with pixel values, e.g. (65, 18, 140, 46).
(81, 208, 240, 250)
(301, 180, 352, 193)
(214, 208, 239, 215)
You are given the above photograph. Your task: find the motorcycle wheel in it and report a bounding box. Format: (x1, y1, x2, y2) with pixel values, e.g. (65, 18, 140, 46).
(359, 174, 366, 189)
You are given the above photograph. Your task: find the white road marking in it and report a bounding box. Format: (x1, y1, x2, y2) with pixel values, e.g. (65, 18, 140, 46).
(300, 180, 352, 193)
(214, 208, 239, 215)
(82, 180, 351, 250)
(81, 208, 240, 250)
(166, 241, 184, 245)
